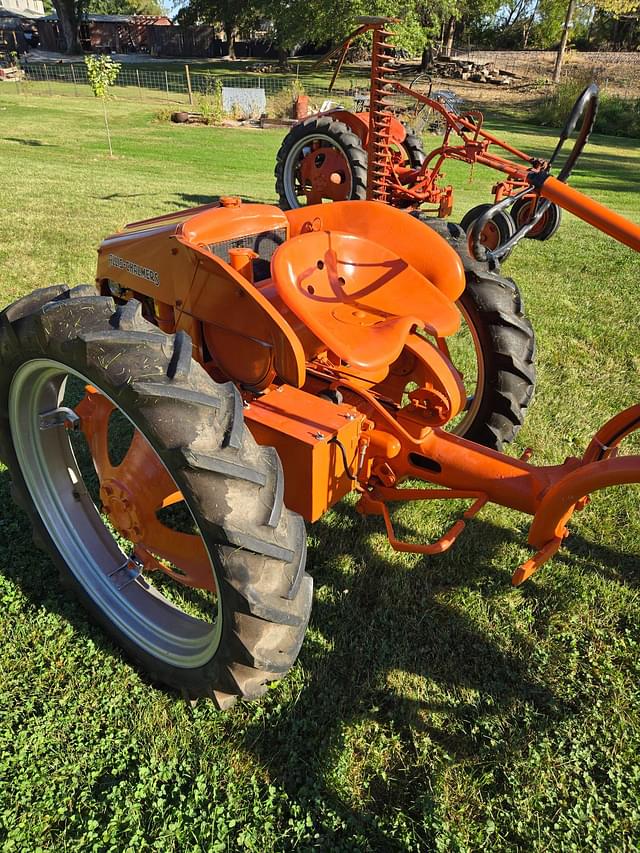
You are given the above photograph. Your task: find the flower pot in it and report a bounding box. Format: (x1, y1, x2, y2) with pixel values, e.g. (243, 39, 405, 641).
(293, 95, 309, 120)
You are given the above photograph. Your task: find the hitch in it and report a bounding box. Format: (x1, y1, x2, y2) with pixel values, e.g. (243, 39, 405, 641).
(357, 404, 640, 584)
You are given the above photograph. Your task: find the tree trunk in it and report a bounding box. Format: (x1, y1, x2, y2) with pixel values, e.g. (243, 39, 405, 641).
(552, 0, 576, 83)
(522, 0, 539, 48)
(223, 18, 237, 59)
(444, 16, 456, 57)
(277, 45, 289, 70)
(52, 0, 82, 54)
(420, 45, 433, 70)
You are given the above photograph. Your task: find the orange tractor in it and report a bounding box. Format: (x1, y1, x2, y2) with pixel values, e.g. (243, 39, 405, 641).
(275, 17, 580, 255)
(0, 101, 638, 708)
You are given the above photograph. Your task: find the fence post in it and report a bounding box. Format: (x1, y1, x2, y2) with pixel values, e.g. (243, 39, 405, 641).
(136, 68, 143, 102)
(185, 64, 193, 106)
(164, 70, 170, 102)
(70, 63, 78, 97)
(43, 63, 52, 97)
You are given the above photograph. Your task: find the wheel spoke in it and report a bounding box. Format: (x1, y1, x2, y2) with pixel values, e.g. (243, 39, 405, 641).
(135, 520, 214, 591)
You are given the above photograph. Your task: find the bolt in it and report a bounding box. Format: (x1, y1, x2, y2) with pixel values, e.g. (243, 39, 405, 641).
(313, 432, 325, 441)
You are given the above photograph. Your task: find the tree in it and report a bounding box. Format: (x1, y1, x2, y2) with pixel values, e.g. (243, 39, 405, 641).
(177, 0, 258, 59)
(553, 0, 638, 81)
(85, 54, 121, 156)
(89, 0, 165, 13)
(52, 0, 84, 54)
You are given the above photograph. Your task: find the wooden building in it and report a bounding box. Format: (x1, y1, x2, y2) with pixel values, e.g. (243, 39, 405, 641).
(36, 13, 171, 55)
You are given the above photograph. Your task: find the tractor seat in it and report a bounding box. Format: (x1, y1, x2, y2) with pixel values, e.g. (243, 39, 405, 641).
(270, 230, 461, 371)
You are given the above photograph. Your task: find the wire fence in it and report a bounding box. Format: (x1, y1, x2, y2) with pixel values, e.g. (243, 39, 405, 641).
(5, 54, 637, 116)
(6, 62, 364, 110)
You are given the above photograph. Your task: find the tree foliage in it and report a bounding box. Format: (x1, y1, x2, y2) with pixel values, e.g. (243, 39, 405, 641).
(88, 0, 165, 14)
(85, 54, 121, 155)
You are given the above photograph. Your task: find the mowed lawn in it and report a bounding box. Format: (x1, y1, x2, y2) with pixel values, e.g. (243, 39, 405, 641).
(0, 92, 639, 851)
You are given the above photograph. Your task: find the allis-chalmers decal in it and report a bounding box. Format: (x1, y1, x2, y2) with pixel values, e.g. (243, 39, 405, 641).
(108, 253, 160, 286)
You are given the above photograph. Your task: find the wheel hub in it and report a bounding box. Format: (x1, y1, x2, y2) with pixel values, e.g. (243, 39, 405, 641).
(100, 480, 144, 542)
(299, 146, 351, 201)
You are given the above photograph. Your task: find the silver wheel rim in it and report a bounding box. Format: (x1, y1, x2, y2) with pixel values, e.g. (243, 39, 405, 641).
(8, 358, 221, 668)
(283, 132, 354, 208)
(448, 300, 485, 436)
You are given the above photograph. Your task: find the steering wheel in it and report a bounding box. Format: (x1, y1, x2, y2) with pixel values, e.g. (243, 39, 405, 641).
(471, 84, 600, 263)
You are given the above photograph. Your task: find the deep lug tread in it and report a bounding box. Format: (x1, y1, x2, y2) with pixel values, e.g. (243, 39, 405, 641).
(168, 330, 192, 380)
(0, 287, 312, 703)
(222, 526, 295, 563)
(275, 116, 368, 210)
(401, 126, 426, 167)
(222, 386, 244, 450)
(182, 448, 267, 487)
(2, 284, 69, 324)
(112, 298, 146, 331)
(266, 452, 285, 529)
(132, 382, 221, 409)
(417, 214, 536, 450)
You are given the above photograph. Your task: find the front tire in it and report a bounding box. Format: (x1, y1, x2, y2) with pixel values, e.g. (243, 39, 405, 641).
(0, 286, 312, 706)
(511, 196, 562, 241)
(460, 203, 516, 260)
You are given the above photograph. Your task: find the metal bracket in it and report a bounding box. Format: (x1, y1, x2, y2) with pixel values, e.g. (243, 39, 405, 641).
(108, 554, 146, 591)
(39, 406, 80, 431)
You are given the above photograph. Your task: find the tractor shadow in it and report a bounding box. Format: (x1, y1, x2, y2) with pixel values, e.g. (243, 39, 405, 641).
(1, 464, 637, 846)
(167, 192, 270, 208)
(234, 497, 639, 842)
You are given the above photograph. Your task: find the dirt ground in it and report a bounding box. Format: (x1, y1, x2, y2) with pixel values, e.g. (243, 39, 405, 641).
(447, 49, 640, 100)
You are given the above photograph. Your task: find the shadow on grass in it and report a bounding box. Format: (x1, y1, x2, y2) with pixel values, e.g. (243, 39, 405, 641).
(1, 462, 636, 847)
(3, 137, 51, 146)
(167, 192, 268, 208)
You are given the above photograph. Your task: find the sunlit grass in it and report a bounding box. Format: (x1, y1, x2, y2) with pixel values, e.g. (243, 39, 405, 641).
(0, 91, 639, 851)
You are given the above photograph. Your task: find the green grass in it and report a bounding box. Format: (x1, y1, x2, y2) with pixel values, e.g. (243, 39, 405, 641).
(0, 92, 639, 852)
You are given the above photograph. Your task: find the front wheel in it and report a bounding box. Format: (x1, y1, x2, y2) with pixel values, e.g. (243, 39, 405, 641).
(0, 286, 312, 706)
(511, 196, 562, 241)
(460, 203, 516, 261)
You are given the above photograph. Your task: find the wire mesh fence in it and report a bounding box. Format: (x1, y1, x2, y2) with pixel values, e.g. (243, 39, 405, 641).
(6, 54, 637, 118)
(7, 62, 366, 111)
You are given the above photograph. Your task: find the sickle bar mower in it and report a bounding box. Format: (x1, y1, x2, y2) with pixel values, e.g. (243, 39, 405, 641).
(0, 141, 638, 706)
(275, 16, 563, 254)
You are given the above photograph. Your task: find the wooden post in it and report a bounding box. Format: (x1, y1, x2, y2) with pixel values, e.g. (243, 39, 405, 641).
(185, 64, 193, 106)
(43, 63, 52, 97)
(136, 68, 143, 101)
(165, 69, 170, 102)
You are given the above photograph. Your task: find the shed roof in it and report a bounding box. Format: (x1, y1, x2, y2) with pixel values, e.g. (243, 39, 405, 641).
(38, 13, 171, 24)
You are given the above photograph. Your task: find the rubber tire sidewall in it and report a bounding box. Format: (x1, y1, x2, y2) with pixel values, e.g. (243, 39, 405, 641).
(275, 115, 368, 210)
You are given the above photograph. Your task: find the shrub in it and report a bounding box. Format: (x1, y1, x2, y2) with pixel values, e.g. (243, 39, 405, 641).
(197, 80, 224, 125)
(267, 80, 306, 119)
(535, 75, 640, 139)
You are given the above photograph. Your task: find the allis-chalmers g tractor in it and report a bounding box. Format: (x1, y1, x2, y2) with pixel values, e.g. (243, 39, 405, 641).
(0, 94, 638, 709)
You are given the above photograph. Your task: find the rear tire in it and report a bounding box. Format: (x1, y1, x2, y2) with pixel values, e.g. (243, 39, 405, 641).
(401, 127, 426, 167)
(0, 286, 312, 706)
(417, 217, 537, 449)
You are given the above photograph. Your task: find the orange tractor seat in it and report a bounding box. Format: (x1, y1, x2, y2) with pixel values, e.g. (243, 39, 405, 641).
(271, 229, 461, 371)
